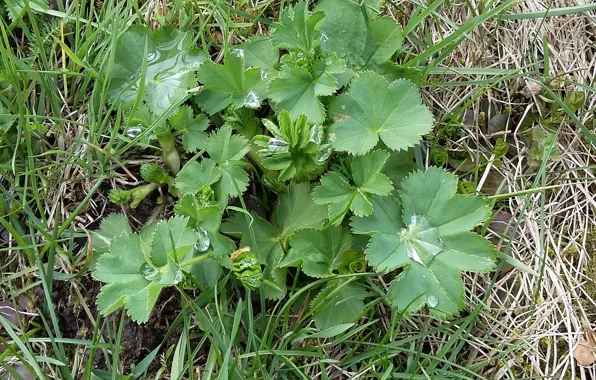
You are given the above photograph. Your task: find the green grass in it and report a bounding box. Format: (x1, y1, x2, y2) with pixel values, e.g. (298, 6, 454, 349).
(1, 0, 595, 379)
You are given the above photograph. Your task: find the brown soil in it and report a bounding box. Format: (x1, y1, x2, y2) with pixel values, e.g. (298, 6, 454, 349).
(51, 275, 181, 374)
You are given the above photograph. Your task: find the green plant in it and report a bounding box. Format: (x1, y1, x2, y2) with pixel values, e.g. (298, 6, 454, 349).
(92, 215, 234, 322)
(253, 110, 330, 181)
(91, 0, 499, 331)
(352, 168, 496, 318)
(521, 88, 586, 168)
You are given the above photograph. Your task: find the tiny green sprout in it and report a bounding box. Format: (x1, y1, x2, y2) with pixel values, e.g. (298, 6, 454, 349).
(224, 107, 260, 139)
(174, 184, 220, 226)
(156, 126, 181, 175)
(458, 180, 477, 195)
(563, 91, 585, 114)
(108, 188, 130, 205)
(429, 145, 448, 166)
(493, 139, 509, 158)
(140, 163, 169, 183)
(108, 183, 160, 208)
(231, 247, 263, 290)
(338, 250, 367, 274)
(254, 110, 331, 181)
(279, 50, 314, 71)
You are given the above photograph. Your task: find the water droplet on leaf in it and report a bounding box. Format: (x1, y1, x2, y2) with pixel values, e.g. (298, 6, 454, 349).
(434, 235, 445, 250)
(140, 263, 159, 281)
(269, 138, 288, 148)
(126, 126, 142, 138)
(325, 59, 332, 66)
(427, 295, 439, 308)
(242, 91, 260, 109)
(406, 245, 424, 266)
(316, 146, 332, 163)
(232, 48, 244, 59)
(260, 70, 268, 80)
(147, 51, 160, 62)
(310, 125, 323, 144)
(320, 33, 328, 43)
(340, 105, 346, 110)
(194, 227, 210, 252)
(172, 270, 183, 285)
(264, 138, 289, 155)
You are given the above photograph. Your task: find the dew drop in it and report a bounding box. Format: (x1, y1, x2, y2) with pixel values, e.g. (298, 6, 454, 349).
(232, 48, 244, 59)
(263, 138, 289, 156)
(319, 33, 328, 43)
(325, 59, 333, 66)
(406, 245, 424, 266)
(316, 146, 332, 163)
(194, 227, 210, 253)
(147, 51, 160, 62)
(436, 235, 445, 247)
(126, 125, 142, 138)
(427, 295, 439, 308)
(237, 256, 259, 271)
(140, 263, 159, 281)
(172, 270, 183, 285)
(410, 214, 418, 226)
(269, 138, 288, 148)
(267, 138, 289, 154)
(340, 105, 346, 110)
(310, 125, 323, 144)
(260, 70, 269, 80)
(242, 91, 261, 109)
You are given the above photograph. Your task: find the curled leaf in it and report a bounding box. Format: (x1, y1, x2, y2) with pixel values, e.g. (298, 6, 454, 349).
(493, 138, 509, 158)
(429, 146, 448, 166)
(231, 247, 264, 290)
(337, 250, 367, 274)
(574, 339, 596, 366)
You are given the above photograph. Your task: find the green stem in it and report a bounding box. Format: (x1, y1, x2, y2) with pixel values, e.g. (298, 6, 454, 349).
(487, 183, 572, 200)
(178, 254, 210, 268)
(130, 182, 160, 208)
(160, 175, 182, 198)
(157, 134, 180, 175)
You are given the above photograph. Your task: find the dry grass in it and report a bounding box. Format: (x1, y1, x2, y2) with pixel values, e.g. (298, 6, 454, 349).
(388, 0, 596, 378)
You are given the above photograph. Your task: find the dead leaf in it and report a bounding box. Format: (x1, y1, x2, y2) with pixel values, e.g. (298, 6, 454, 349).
(0, 301, 20, 328)
(574, 339, 596, 366)
(488, 114, 508, 134)
(521, 81, 543, 98)
(489, 211, 521, 249)
(480, 170, 506, 196)
(462, 108, 475, 126)
(0, 363, 35, 380)
(0, 295, 37, 332)
(230, 246, 251, 261)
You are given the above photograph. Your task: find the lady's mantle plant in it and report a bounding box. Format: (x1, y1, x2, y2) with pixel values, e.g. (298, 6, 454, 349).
(352, 168, 497, 318)
(92, 0, 498, 327)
